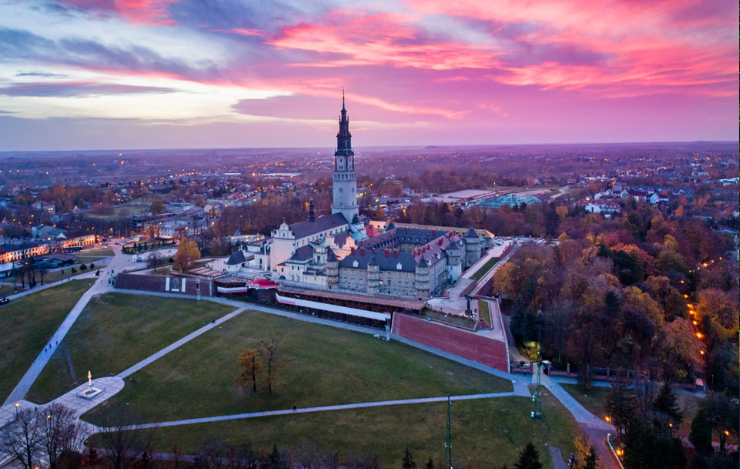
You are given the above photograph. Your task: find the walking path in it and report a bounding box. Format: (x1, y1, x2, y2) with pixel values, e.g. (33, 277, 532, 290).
(98, 391, 521, 432)
(549, 447, 568, 469)
(532, 364, 613, 431)
(118, 307, 246, 379)
(3, 245, 145, 406)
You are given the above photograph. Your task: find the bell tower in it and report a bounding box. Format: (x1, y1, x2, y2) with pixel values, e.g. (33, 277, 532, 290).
(331, 90, 359, 224)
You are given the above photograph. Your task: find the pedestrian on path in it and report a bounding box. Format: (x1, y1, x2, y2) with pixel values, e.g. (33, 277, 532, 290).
(293, 404, 296, 412)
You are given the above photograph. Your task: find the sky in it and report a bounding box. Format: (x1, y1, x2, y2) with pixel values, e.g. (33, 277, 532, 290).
(0, 0, 737, 151)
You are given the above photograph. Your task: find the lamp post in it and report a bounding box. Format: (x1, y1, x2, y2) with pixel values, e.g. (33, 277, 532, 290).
(532, 306, 543, 419)
(445, 391, 452, 469)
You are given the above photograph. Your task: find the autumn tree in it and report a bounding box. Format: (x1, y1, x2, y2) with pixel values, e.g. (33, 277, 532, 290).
(237, 348, 262, 393)
(149, 199, 165, 215)
(173, 238, 201, 271)
(696, 288, 738, 336)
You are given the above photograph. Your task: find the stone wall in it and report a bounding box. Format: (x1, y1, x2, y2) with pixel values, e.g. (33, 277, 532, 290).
(114, 273, 214, 297)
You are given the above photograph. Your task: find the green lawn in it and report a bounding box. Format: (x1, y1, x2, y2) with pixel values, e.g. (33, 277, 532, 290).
(27, 294, 235, 404)
(40, 268, 94, 284)
(75, 256, 105, 265)
(0, 284, 26, 296)
(561, 383, 609, 421)
(82, 248, 115, 256)
(479, 299, 492, 325)
(83, 311, 512, 425)
(0, 281, 94, 403)
(89, 392, 577, 469)
(470, 258, 499, 281)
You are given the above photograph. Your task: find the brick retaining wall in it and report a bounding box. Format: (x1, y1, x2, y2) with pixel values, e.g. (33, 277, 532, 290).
(392, 313, 509, 372)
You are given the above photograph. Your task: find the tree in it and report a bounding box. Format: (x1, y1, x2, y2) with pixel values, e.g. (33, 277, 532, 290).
(149, 199, 165, 215)
(604, 371, 635, 437)
(700, 391, 739, 456)
(652, 382, 682, 435)
(689, 409, 713, 455)
(402, 447, 416, 469)
(425, 457, 434, 469)
(196, 439, 229, 469)
(173, 238, 201, 271)
(38, 403, 83, 469)
(147, 250, 164, 272)
(259, 336, 287, 394)
(514, 442, 542, 469)
(0, 406, 41, 469)
(237, 348, 262, 393)
(95, 405, 157, 469)
(583, 446, 599, 469)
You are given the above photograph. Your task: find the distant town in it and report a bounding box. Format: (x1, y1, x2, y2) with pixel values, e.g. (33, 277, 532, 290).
(0, 102, 737, 469)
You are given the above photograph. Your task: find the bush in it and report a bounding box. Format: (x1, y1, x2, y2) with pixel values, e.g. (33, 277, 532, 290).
(90, 263, 95, 269)
(71, 267, 77, 273)
(79, 264, 87, 271)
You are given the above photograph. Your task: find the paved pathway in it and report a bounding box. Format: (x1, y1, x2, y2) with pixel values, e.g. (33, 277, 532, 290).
(549, 447, 568, 469)
(0, 377, 124, 429)
(3, 244, 149, 406)
(532, 365, 613, 431)
(98, 391, 521, 431)
(119, 307, 246, 378)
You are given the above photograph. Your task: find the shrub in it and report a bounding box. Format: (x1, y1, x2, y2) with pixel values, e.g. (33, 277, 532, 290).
(79, 264, 87, 271)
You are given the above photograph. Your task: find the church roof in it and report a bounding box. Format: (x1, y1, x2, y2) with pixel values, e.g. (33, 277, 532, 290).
(288, 245, 315, 262)
(339, 250, 417, 272)
(288, 213, 348, 239)
(327, 248, 337, 262)
(226, 250, 246, 266)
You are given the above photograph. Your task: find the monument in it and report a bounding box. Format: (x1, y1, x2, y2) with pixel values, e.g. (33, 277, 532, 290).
(77, 370, 102, 399)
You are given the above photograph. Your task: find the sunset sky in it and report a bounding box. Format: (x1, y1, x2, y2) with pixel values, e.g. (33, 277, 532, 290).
(0, 0, 737, 151)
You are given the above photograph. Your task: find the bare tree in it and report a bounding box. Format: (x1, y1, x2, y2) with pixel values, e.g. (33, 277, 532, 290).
(259, 335, 287, 394)
(96, 406, 157, 469)
(171, 444, 185, 469)
(0, 406, 41, 469)
(147, 251, 164, 272)
(38, 403, 84, 469)
(195, 439, 229, 469)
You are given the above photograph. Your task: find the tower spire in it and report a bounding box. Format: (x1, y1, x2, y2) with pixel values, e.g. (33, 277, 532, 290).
(342, 87, 345, 110)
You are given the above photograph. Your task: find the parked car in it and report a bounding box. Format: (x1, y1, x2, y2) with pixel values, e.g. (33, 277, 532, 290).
(0, 297, 10, 305)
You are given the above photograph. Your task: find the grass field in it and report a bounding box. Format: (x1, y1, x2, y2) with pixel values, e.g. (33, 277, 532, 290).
(27, 294, 234, 404)
(0, 284, 26, 296)
(470, 257, 499, 281)
(75, 256, 105, 264)
(85, 205, 150, 220)
(89, 391, 577, 469)
(82, 248, 115, 257)
(83, 310, 512, 425)
(479, 299, 492, 325)
(561, 384, 609, 421)
(0, 280, 94, 403)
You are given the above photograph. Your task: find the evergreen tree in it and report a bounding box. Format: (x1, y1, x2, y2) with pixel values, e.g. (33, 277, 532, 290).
(514, 442, 542, 469)
(689, 409, 713, 455)
(604, 372, 636, 436)
(652, 381, 682, 434)
(425, 457, 433, 469)
(401, 447, 416, 469)
(583, 447, 598, 469)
